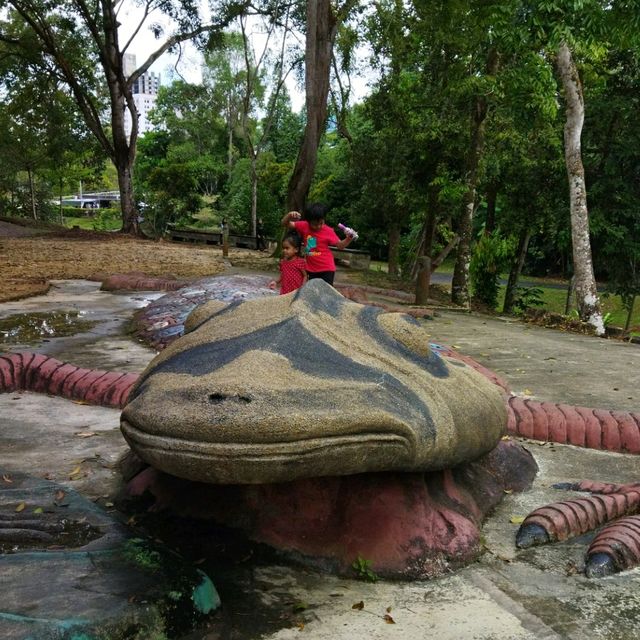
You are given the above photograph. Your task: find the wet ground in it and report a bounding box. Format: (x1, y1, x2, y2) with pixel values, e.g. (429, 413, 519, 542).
(1, 278, 639, 639)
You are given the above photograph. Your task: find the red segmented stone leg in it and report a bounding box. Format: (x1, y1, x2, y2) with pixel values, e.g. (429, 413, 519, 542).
(516, 489, 640, 549)
(585, 515, 640, 577)
(0, 351, 139, 408)
(507, 397, 640, 456)
(509, 396, 534, 438)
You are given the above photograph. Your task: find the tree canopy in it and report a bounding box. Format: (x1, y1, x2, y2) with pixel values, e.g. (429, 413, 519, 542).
(0, 0, 638, 328)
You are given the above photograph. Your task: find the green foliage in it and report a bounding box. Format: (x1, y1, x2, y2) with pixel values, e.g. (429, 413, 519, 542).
(218, 155, 289, 235)
(470, 232, 514, 308)
(512, 286, 545, 315)
(91, 208, 120, 231)
(351, 555, 378, 583)
(122, 538, 163, 573)
(63, 209, 121, 231)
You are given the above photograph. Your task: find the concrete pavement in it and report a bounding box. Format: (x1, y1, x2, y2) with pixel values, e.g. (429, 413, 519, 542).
(1, 279, 640, 639)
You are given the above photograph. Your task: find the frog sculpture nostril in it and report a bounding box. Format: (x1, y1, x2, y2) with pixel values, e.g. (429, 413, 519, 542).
(208, 393, 252, 404)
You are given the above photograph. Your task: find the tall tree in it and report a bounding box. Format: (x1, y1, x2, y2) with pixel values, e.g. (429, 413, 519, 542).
(238, 3, 293, 235)
(555, 40, 603, 332)
(203, 32, 247, 179)
(516, 0, 640, 333)
(0, 20, 98, 220)
(0, 0, 246, 234)
(286, 0, 359, 211)
(451, 45, 501, 307)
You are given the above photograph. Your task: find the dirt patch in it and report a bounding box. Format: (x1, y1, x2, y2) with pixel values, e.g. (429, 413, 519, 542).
(0, 222, 278, 303)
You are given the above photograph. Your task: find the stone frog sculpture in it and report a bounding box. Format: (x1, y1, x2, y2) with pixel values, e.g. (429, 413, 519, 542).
(121, 279, 507, 485)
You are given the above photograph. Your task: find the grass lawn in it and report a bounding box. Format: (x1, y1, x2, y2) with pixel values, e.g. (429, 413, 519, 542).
(63, 215, 120, 232)
(520, 285, 639, 332)
(368, 259, 639, 333)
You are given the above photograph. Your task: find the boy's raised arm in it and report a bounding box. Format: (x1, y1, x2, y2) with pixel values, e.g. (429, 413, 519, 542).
(281, 210, 301, 228)
(336, 234, 354, 250)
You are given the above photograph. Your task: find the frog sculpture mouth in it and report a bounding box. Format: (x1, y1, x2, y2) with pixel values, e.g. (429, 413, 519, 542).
(120, 280, 507, 485)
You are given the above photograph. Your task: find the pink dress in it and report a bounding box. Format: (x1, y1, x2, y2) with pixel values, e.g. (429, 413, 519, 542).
(279, 257, 307, 294)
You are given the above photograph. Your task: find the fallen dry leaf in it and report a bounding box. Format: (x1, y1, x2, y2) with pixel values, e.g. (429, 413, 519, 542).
(510, 516, 525, 524)
(2, 474, 12, 483)
(383, 614, 395, 624)
(352, 601, 364, 610)
(15, 502, 26, 512)
(55, 490, 66, 502)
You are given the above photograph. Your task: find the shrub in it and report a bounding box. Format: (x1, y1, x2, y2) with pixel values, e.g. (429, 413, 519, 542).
(470, 232, 514, 309)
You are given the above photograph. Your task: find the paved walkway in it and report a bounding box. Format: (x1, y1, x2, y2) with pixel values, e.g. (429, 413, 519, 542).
(427, 310, 639, 413)
(1, 278, 639, 639)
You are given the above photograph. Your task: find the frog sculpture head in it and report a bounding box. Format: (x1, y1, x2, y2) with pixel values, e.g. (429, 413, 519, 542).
(121, 279, 506, 485)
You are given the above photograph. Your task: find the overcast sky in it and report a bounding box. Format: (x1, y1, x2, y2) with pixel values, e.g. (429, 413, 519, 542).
(117, 1, 371, 112)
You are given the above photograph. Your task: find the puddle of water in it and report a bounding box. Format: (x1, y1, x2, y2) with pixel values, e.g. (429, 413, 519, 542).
(0, 311, 98, 345)
(0, 514, 103, 553)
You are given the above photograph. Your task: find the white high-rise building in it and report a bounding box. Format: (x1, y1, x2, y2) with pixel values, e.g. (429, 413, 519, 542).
(123, 54, 160, 137)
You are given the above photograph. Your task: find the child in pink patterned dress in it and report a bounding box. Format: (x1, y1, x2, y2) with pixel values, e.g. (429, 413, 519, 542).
(269, 232, 307, 294)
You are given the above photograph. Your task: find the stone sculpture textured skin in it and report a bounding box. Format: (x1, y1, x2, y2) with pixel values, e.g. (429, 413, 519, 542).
(121, 280, 508, 484)
(1, 273, 639, 578)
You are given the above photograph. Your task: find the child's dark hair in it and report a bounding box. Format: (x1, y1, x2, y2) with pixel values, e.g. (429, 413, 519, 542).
(283, 231, 302, 253)
(304, 202, 329, 223)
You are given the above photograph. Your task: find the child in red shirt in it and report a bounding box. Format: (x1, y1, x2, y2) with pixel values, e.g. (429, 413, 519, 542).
(281, 203, 355, 286)
(269, 232, 307, 294)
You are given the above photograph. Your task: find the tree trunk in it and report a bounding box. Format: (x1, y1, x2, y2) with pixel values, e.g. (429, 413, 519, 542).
(27, 166, 37, 220)
(59, 177, 64, 224)
(250, 153, 258, 237)
(388, 222, 401, 277)
(104, 3, 140, 235)
(414, 187, 439, 302)
(115, 160, 138, 233)
(503, 228, 532, 314)
(415, 256, 431, 305)
(227, 99, 235, 179)
(286, 0, 337, 211)
(485, 181, 498, 233)
(625, 295, 636, 332)
(556, 41, 604, 335)
(451, 48, 499, 307)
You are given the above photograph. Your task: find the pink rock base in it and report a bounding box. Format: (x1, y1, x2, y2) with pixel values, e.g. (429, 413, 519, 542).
(126, 439, 537, 579)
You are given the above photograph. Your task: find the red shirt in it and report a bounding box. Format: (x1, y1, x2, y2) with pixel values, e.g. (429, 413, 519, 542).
(279, 257, 307, 294)
(293, 220, 340, 272)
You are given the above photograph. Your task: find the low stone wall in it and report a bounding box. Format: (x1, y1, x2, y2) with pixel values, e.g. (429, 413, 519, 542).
(330, 247, 371, 269)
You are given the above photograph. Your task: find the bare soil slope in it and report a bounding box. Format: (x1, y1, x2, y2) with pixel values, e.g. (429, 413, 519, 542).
(0, 220, 277, 302)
